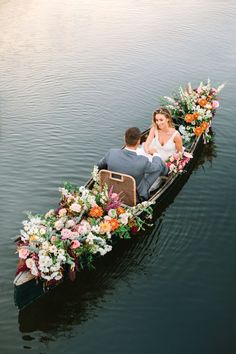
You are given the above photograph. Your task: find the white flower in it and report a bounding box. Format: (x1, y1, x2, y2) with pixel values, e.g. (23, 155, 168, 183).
(49, 245, 58, 255)
(57, 254, 66, 262)
(38, 255, 53, 269)
(86, 232, 95, 245)
(65, 219, 76, 229)
(108, 209, 117, 218)
(50, 263, 61, 272)
(58, 187, 70, 197)
(39, 227, 46, 235)
(58, 249, 65, 256)
(163, 96, 176, 103)
(25, 258, 39, 276)
(31, 227, 39, 235)
(216, 83, 225, 93)
(20, 230, 29, 240)
(91, 165, 99, 182)
(23, 223, 31, 232)
(119, 213, 129, 225)
(42, 241, 50, 250)
(91, 225, 100, 233)
(79, 186, 86, 193)
(45, 209, 55, 218)
(70, 203, 82, 213)
(54, 274, 63, 281)
(39, 249, 47, 257)
(104, 215, 111, 221)
(55, 219, 64, 231)
(87, 195, 97, 207)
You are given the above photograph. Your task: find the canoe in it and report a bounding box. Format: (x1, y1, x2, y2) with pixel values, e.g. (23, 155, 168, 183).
(13, 81, 223, 311)
(13, 131, 204, 311)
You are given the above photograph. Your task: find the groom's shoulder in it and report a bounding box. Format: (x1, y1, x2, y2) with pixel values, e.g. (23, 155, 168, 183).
(106, 148, 122, 156)
(109, 148, 121, 153)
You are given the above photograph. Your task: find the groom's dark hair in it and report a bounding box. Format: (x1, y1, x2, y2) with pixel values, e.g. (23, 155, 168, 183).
(125, 127, 141, 146)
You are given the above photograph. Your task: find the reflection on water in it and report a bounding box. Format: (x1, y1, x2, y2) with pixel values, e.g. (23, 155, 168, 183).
(193, 135, 217, 171)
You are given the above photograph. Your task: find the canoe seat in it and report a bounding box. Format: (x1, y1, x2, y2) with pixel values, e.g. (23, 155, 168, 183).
(99, 169, 137, 206)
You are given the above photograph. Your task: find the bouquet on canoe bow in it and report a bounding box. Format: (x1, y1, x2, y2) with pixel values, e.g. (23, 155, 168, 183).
(16, 169, 154, 283)
(15, 80, 224, 284)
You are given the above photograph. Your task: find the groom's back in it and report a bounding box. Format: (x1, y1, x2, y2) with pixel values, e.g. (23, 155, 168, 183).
(105, 148, 148, 184)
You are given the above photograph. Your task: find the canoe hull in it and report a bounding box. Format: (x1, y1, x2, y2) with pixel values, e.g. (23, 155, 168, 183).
(14, 135, 204, 311)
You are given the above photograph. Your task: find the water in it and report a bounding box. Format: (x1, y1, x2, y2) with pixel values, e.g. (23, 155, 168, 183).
(0, 0, 236, 353)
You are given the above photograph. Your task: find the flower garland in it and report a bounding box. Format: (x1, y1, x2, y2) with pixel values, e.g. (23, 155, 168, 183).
(161, 79, 224, 144)
(16, 167, 154, 283)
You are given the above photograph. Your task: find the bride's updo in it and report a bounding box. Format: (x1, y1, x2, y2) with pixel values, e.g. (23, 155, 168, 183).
(152, 107, 175, 129)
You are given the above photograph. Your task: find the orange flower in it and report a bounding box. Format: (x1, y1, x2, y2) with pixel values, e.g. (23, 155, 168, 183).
(117, 207, 125, 215)
(198, 98, 208, 107)
(109, 218, 120, 231)
(99, 221, 112, 234)
(194, 126, 203, 137)
(200, 121, 209, 131)
(184, 114, 194, 123)
(192, 112, 200, 120)
(89, 205, 103, 218)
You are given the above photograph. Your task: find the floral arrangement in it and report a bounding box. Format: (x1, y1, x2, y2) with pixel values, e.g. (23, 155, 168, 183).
(166, 151, 193, 176)
(16, 167, 154, 283)
(161, 79, 224, 144)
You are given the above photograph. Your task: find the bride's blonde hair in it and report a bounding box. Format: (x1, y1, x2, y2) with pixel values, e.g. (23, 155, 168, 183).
(152, 107, 175, 129)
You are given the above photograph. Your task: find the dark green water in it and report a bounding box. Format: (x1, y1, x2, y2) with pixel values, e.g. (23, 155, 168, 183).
(0, 1, 236, 353)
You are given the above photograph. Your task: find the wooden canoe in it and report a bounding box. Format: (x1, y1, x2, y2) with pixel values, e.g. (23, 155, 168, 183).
(13, 126, 205, 311)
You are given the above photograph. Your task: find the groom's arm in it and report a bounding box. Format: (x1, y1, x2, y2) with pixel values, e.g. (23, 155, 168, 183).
(145, 154, 168, 176)
(97, 151, 109, 170)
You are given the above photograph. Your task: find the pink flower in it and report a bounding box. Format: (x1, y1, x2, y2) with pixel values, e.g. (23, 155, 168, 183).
(73, 220, 91, 235)
(211, 88, 217, 95)
(19, 248, 30, 259)
(196, 87, 202, 94)
(131, 226, 138, 234)
(173, 153, 180, 160)
(212, 100, 219, 109)
(51, 235, 57, 243)
(70, 203, 81, 213)
(71, 240, 80, 249)
(65, 219, 76, 228)
(58, 208, 67, 217)
(55, 219, 64, 231)
(61, 228, 73, 240)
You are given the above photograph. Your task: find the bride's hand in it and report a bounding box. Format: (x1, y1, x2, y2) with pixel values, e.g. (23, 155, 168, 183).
(148, 147, 158, 155)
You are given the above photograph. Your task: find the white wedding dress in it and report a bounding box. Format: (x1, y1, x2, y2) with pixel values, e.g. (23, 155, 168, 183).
(137, 129, 179, 162)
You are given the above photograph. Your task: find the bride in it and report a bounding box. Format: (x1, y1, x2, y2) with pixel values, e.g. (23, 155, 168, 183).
(139, 107, 183, 161)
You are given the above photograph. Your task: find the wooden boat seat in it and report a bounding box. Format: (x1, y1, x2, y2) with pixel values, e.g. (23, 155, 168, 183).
(99, 169, 137, 206)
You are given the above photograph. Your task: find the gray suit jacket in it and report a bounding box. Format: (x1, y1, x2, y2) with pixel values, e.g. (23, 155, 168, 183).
(97, 148, 168, 200)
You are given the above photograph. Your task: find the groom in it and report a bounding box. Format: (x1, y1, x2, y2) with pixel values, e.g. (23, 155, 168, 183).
(97, 127, 168, 200)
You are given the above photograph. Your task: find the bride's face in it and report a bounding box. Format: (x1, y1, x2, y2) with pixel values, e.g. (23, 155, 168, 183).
(155, 113, 169, 130)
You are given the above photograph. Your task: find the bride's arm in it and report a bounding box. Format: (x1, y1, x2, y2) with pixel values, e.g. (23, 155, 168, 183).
(144, 126, 155, 153)
(174, 132, 183, 153)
